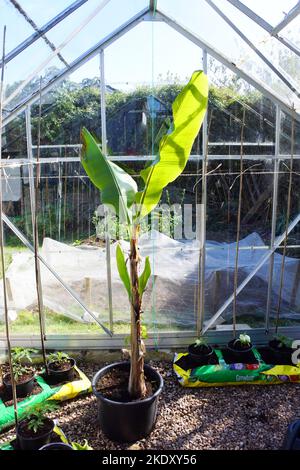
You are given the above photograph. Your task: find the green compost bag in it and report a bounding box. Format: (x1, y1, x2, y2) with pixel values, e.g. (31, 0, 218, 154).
(173, 350, 300, 387)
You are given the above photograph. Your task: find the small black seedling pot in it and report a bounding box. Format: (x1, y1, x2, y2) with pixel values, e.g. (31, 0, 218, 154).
(39, 442, 74, 450)
(16, 418, 55, 451)
(269, 339, 294, 365)
(188, 343, 214, 365)
(3, 373, 35, 398)
(226, 339, 253, 363)
(92, 361, 163, 443)
(46, 358, 76, 384)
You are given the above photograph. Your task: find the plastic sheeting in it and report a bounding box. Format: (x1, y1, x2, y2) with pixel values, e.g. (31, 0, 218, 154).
(1, 230, 300, 328)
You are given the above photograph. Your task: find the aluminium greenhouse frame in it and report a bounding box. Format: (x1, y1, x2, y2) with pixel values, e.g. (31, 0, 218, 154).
(1, 1, 300, 350)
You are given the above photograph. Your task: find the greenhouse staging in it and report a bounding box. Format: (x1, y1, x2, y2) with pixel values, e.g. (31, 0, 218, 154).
(0, 0, 300, 459)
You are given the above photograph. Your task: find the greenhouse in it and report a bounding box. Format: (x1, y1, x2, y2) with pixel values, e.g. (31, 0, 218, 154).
(0, 0, 300, 454)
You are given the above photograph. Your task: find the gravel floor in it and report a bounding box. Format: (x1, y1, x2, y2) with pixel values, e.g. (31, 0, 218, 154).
(1, 360, 299, 450)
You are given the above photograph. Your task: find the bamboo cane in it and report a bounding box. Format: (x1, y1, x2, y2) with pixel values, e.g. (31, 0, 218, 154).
(275, 119, 295, 332)
(232, 107, 246, 337)
(34, 78, 48, 374)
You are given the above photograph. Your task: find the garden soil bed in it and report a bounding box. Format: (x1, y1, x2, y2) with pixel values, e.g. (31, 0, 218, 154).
(1, 360, 299, 450)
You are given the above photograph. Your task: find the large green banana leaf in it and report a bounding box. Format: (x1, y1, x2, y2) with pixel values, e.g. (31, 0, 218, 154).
(135, 70, 208, 219)
(80, 127, 137, 225)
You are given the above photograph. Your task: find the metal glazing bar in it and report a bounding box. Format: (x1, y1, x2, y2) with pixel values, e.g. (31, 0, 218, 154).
(1, 0, 88, 67)
(202, 209, 300, 333)
(2, 213, 112, 337)
(271, 1, 300, 36)
(5, 154, 300, 168)
(155, 8, 300, 122)
(100, 49, 114, 334)
(265, 105, 281, 332)
(3, 7, 149, 127)
(227, 0, 300, 58)
(205, 0, 300, 98)
(149, 0, 157, 12)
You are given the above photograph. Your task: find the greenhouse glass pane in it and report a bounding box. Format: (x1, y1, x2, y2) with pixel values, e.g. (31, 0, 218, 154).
(267, 159, 300, 329)
(37, 161, 109, 336)
(43, 0, 149, 64)
(105, 21, 203, 157)
(279, 111, 300, 155)
(1, 110, 27, 159)
(238, 0, 298, 28)
(208, 57, 276, 155)
(158, 0, 300, 112)
(0, 0, 34, 51)
(2, 162, 34, 247)
(281, 13, 300, 42)
(17, 0, 77, 28)
(3, 40, 64, 112)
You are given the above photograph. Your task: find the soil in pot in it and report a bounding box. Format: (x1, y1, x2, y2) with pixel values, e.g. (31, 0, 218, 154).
(268, 339, 294, 365)
(45, 358, 76, 385)
(17, 417, 54, 451)
(96, 367, 157, 402)
(223, 339, 258, 364)
(187, 343, 219, 366)
(3, 371, 35, 398)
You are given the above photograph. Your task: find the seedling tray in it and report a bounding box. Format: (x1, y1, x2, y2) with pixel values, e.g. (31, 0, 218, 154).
(174, 348, 300, 387)
(0, 366, 91, 432)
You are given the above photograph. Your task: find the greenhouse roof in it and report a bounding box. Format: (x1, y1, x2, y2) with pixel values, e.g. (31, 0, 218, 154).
(1, 0, 300, 124)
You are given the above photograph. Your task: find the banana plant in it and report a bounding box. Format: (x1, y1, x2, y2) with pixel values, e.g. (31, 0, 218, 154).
(80, 70, 208, 399)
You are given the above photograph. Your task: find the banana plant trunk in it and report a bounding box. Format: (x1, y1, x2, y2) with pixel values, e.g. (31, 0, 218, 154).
(128, 224, 147, 399)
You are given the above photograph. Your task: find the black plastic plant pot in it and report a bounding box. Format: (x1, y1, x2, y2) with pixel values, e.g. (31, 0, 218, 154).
(47, 358, 76, 384)
(39, 442, 74, 450)
(188, 343, 214, 364)
(3, 373, 35, 398)
(92, 361, 164, 443)
(16, 418, 55, 451)
(227, 339, 253, 354)
(269, 339, 294, 365)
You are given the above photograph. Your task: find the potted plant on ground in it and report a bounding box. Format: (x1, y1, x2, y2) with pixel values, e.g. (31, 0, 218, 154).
(269, 335, 294, 365)
(81, 70, 208, 442)
(226, 333, 253, 363)
(47, 351, 76, 384)
(3, 347, 37, 398)
(40, 439, 92, 450)
(16, 402, 58, 450)
(188, 337, 216, 365)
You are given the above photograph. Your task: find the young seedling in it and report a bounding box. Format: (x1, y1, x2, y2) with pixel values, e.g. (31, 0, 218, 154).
(239, 333, 251, 347)
(21, 402, 58, 434)
(11, 347, 37, 364)
(274, 334, 293, 349)
(11, 347, 37, 382)
(195, 337, 208, 347)
(48, 351, 70, 365)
